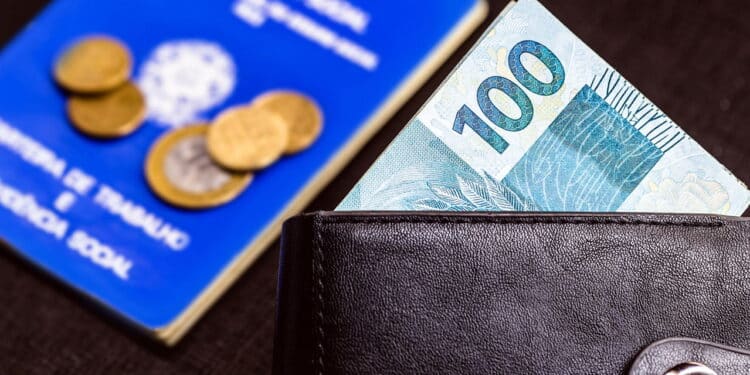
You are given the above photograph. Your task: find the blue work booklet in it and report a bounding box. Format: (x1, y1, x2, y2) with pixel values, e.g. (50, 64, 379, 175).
(0, 0, 486, 343)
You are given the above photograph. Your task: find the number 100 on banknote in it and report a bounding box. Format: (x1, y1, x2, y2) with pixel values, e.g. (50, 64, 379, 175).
(339, 0, 750, 215)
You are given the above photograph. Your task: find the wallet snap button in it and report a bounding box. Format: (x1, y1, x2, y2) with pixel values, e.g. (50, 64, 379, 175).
(663, 362, 717, 375)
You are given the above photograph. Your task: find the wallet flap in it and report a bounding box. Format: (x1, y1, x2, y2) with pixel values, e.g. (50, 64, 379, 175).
(274, 212, 750, 375)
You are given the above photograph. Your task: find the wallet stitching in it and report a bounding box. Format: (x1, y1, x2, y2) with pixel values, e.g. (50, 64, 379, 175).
(317, 216, 724, 227)
(312, 216, 325, 375)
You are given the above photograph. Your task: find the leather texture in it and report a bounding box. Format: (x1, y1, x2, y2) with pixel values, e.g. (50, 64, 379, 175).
(273, 212, 750, 375)
(630, 338, 750, 375)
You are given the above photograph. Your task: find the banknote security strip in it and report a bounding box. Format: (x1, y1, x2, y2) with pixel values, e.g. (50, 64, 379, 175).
(339, 0, 750, 215)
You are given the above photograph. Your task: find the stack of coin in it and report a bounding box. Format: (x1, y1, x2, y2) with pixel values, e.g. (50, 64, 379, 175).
(145, 91, 323, 209)
(54, 35, 146, 139)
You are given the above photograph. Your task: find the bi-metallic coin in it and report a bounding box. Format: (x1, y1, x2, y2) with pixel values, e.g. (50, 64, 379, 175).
(206, 106, 289, 171)
(54, 35, 133, 94)
(67, 81, 146, 139)
(145, 124, 253, 209)
(252, 91, 323, 154)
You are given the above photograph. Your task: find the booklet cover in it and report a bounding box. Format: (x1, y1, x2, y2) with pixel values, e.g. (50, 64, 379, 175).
(0, 0, 487, 343)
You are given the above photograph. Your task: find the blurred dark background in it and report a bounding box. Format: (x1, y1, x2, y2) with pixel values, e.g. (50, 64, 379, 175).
(0, 0, 748, 373)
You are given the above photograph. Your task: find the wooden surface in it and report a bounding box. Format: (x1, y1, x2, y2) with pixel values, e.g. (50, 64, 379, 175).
(0, 0, 748, 373)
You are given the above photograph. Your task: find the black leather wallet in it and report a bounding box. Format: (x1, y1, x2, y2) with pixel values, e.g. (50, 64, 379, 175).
(273, 212, 750, 374)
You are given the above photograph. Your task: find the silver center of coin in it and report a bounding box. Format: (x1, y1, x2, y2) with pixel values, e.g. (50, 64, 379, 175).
(163, 135, 231, 194)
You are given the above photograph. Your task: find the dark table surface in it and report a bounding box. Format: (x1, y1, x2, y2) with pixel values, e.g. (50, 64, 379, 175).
(0, 0, 748, 373)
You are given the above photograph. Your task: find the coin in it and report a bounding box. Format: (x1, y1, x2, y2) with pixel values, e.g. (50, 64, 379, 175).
(252, 91, 323, 154)
(54, 36, 133, 94)
(67, 81, 146, 139)
(145, 124, 252, 209)
(206, 106, 289, 171)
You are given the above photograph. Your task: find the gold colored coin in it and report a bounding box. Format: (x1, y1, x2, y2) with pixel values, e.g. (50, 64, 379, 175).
(206, 106, 289, 171)
(252, 91, 323, 154)
(145, 124, 253, 209)
(54, 35, 132, 94)
(67, 81, 146, 139)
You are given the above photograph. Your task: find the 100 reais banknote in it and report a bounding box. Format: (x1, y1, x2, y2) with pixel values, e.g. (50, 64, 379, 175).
(338, 0, 750, 215)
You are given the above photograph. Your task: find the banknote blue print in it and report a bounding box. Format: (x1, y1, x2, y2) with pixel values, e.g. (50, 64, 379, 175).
(501, 85, 663, 211)
(339, 0, 750, 214)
